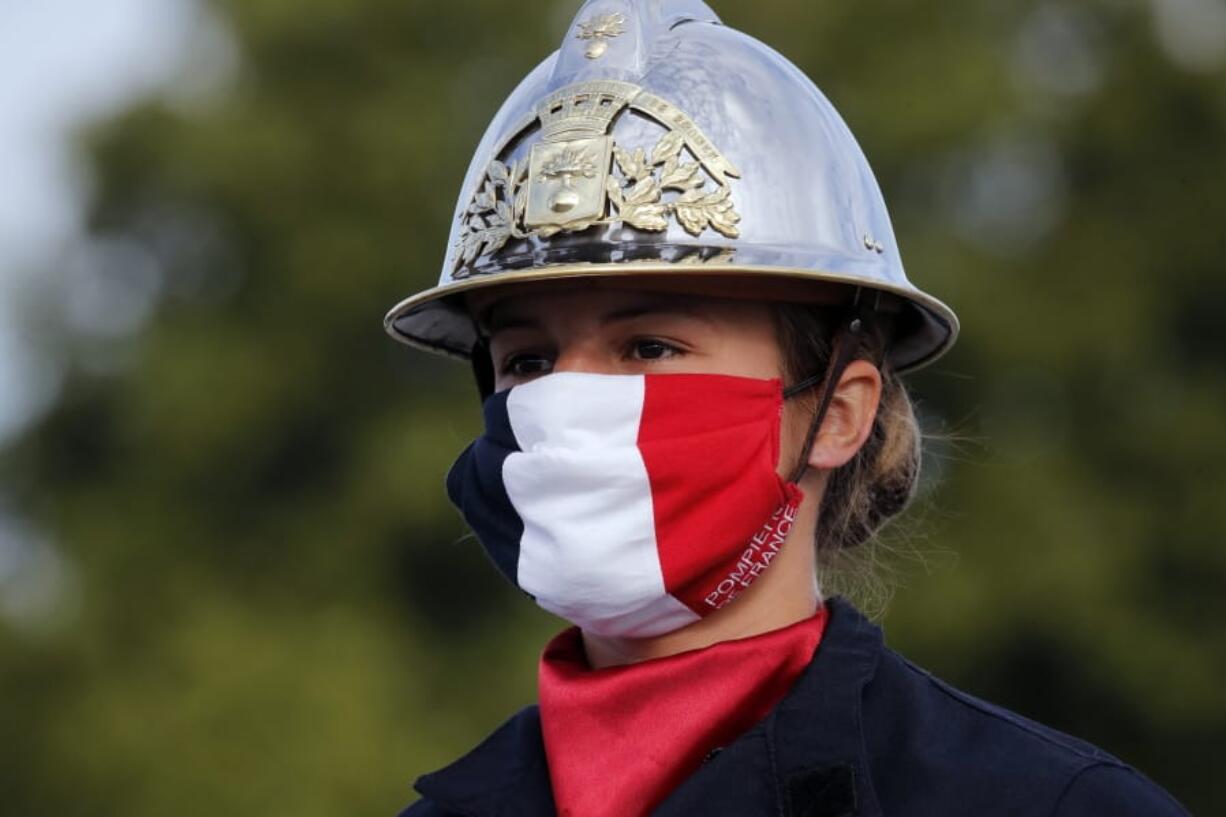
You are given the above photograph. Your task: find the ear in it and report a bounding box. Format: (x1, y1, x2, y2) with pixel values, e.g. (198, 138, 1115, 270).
(806, 360, 883, 470)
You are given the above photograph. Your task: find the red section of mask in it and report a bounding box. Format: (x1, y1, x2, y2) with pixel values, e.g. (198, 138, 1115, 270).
(699, 488, 803, 611)
(538, 605, 828, 817)
(637, 373, 800, 615)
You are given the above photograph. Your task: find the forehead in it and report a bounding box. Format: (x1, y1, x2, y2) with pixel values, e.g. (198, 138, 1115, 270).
(466, 275, 848, 331)
(470, 283, 755, 331)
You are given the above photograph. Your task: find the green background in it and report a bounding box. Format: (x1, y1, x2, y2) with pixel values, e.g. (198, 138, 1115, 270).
(2, 0, 1223, 813)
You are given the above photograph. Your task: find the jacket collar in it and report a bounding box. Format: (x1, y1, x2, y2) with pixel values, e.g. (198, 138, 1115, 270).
(413, 598, 883, 816)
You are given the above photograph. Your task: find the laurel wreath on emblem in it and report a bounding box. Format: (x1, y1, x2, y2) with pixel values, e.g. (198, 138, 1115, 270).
(454, 129, 741, 273)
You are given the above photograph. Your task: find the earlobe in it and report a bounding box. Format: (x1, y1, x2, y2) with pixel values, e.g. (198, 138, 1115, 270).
(806, 360, 883, 470)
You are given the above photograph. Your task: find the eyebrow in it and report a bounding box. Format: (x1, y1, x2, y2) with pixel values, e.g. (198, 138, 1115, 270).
(483, 298, 713, 335)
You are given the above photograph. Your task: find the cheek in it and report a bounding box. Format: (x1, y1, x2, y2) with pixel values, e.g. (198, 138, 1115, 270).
(704, 332, 786, 380)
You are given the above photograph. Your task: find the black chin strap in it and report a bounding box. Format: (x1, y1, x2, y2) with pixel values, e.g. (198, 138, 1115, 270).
(784, 311, 866, 484)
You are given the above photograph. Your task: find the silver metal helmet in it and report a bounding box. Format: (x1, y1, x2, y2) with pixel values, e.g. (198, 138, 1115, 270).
(384, 0, 959, 371)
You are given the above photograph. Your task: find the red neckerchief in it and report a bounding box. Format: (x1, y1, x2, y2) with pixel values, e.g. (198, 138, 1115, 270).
(537, 604, 828, 817)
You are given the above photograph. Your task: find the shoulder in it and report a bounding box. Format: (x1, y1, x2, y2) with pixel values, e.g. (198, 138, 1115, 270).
(397, 705, 550, 817)
(1053, 762, 1191, 816)
(859, 647, 1189, 815)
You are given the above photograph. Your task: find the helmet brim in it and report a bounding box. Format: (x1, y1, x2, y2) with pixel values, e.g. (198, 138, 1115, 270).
(384, 261, 958, 373)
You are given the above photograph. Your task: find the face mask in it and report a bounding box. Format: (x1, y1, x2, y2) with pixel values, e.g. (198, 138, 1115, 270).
(445, 371, 811, 638)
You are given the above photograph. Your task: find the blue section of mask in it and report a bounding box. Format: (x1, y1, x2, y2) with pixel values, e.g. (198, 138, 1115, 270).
(445, 389, 527, 589)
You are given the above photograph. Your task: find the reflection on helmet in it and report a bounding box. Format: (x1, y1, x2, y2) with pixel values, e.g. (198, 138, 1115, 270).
(384, 0, 959, 372)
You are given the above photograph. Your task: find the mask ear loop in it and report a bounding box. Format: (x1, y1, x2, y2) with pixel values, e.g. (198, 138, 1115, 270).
(783, 305, 868, 484)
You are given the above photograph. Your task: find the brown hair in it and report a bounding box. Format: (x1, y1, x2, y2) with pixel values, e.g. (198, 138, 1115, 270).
(773, 303, 922, 608)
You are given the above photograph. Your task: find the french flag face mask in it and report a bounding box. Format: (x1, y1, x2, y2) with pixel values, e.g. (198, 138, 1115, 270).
(445, 371, 812, 639)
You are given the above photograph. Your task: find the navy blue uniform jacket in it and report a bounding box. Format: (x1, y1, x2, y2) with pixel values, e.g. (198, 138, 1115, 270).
(401, 599, 1189, 816)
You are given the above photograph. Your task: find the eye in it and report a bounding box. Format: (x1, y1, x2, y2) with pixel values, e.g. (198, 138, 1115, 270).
(501, 352, 554, 378)
(628, 338, 682, 361)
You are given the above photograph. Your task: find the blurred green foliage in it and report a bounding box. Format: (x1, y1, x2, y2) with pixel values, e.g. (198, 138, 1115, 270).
(2, 0, 1224, 814)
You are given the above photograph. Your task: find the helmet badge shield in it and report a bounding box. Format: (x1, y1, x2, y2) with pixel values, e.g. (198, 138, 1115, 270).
(455, 79, 742, 278)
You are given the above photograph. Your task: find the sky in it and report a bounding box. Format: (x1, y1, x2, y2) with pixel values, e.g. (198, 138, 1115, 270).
(0, 0, 238, 444)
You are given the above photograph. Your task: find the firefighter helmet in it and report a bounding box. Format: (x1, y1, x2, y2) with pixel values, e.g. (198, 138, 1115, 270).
(384, 0, 958, 371)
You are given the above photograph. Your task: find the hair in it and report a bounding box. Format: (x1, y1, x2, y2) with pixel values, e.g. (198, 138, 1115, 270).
(773, 301, 923, 611)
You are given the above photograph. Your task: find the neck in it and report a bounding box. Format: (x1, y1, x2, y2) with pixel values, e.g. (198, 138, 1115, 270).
(582, 488, 823, 668)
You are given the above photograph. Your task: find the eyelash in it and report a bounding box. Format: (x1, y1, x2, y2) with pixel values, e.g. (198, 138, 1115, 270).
(500, 353, 550, 377)
(630, 338, 682, 361)
(499, 338, 685, 376)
